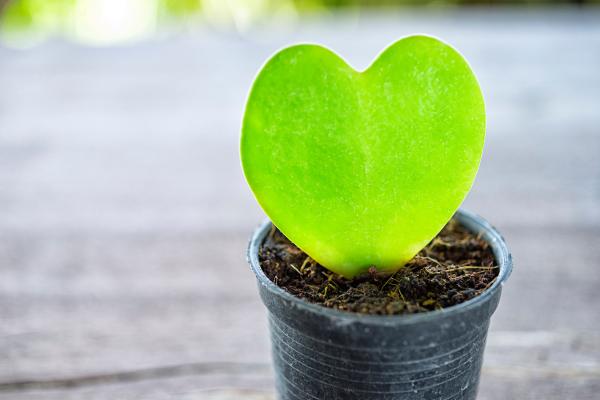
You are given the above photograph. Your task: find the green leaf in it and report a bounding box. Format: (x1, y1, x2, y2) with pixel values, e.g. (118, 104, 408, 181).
(241, 35, 485, 277)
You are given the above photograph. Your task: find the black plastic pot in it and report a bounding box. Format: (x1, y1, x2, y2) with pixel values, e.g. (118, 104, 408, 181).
(248, 209, 512, 400)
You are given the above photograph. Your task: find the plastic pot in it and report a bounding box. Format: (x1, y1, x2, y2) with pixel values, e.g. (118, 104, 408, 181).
(247, 209, 512, 400)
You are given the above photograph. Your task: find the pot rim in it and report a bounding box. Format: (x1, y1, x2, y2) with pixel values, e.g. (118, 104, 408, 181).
(248, 208, 512, 326)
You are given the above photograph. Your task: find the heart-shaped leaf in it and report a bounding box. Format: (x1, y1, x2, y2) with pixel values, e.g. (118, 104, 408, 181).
(242, 35, 485, 277)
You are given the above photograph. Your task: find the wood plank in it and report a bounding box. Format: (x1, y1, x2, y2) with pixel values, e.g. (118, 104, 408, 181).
(1, 229, 598, 379)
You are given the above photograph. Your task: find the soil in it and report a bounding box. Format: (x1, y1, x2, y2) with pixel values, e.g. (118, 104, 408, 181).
(259, 217, 499, 315)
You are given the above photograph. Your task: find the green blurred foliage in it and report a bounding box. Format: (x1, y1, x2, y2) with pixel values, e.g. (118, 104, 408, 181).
(162, 0, 201, 16)
(1, 0, 74, 31)
(0, 0, 597, 46)
(291, 0, 598, 8)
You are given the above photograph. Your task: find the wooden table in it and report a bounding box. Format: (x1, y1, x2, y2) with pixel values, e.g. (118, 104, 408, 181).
(1, 8, 599, 400)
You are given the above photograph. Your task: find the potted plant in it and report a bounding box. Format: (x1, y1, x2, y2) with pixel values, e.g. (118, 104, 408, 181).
(241, 35, 512, 400)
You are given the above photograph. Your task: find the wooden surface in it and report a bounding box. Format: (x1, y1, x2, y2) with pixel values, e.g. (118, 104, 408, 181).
(1, 8, 599, 400)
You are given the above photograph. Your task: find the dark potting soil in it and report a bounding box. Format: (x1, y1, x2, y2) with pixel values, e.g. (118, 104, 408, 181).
(259, 217, 499, 315)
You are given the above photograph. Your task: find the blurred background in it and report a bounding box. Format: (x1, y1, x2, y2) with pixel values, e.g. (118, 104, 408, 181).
(1, 0, 600, 47)
(0, 1, 599, 399)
